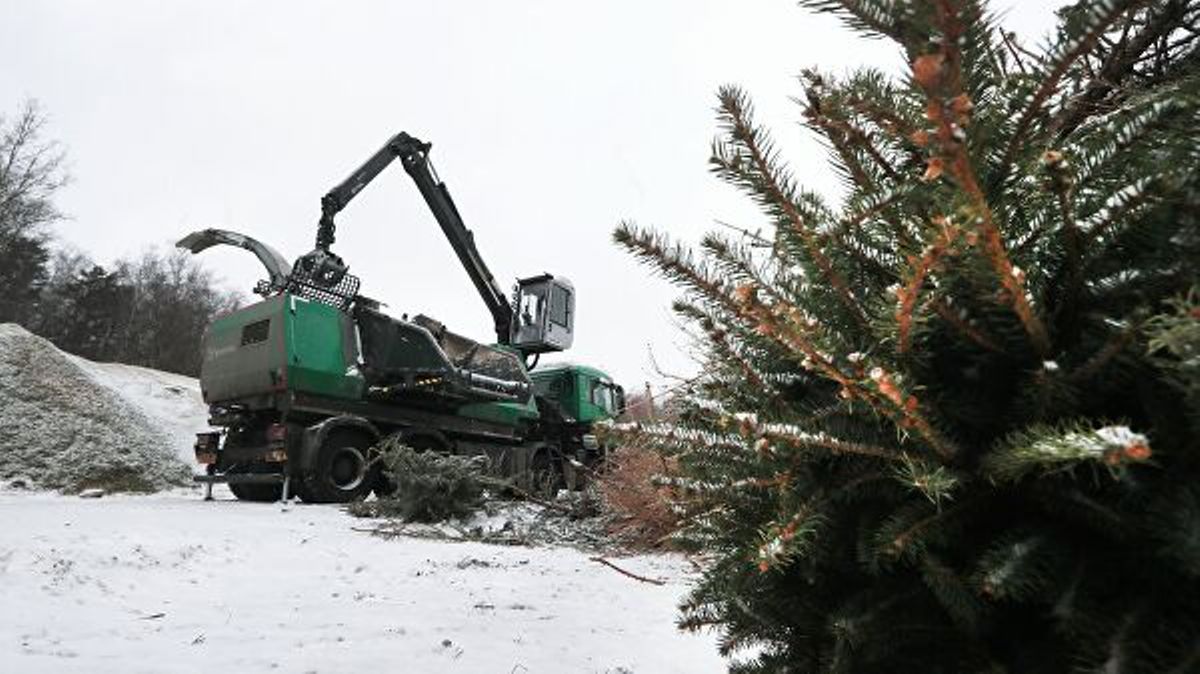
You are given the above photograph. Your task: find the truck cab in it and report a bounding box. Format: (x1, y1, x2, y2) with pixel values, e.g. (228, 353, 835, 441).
(529, 363, 624, 467)
(529, 363, 624, 424)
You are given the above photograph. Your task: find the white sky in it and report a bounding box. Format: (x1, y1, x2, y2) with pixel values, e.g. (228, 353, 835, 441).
(1, 0, 1059, 391)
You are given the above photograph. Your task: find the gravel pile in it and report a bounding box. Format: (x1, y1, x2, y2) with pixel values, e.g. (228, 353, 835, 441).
(0, 324, 191, 492)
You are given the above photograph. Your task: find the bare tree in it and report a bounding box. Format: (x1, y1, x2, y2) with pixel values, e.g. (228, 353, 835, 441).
(0, 101, 68, 325)
(0, 100, 68, 237)
(111, 248, 241, 375)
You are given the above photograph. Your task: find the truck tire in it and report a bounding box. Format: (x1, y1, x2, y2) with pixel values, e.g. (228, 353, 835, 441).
(530, 447, 565, 498)
(301, 430, 378, 504)
(229, 482, 283, 502)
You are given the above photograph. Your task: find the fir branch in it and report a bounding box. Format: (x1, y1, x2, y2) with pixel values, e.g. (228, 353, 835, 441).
(931, 298, 1004, 353)
(973, 531, 1065, 601)
(915, 1, 1053, 356)
(995, 0, 1147, 181)
(1052, 0, 1192, 139)
(801, 74, 897, 187)
(982, 421, 1153, 482)
(895, 453, 961, 506)
(700, 234, 776, 298)
(1080, 174, 1166, 245)
(999, 30, 1032, 76)
(731, 286, 855, 389)
(735, 286, 961, 461)
(1066, 317, 1141, 385)
(716, 86, 870, 328)
(760, 425, 906, 462)
(877, 500, 943, 561)
(833, 186, 914, 246)
(1069, 89, 1193, 189)
(895, 216, 963, 354)
(755, 497, 825, 571)
(921, 553, 984, 634)
(840, 118, 902, 182)
(613, 222, 737, 313)
(1041, 149, 1085, 326)
(692, 307, 770, 393)
(841, 89, 922, 145)
(798, 0, 908, 42)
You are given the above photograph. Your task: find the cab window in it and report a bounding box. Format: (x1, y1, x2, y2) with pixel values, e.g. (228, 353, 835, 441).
(519, 287, 545, 326)
(590, 380, 616, 413)
(548, 286, 571, 327)
(534, 373, 572, 401)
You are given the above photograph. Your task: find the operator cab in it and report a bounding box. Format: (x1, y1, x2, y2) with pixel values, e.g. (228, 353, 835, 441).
(512, 274, 574, 354)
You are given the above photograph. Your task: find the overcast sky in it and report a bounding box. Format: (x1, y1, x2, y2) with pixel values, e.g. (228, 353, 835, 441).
(2, 0, 1058, 391)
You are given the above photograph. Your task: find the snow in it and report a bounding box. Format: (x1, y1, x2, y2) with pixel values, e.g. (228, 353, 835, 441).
(0, 491, 725, 673)
(0, 327, 726, 671)
(0, 324, 190, 492)
(66, 355, 211, 467)
(1095, 425, 1147, 450)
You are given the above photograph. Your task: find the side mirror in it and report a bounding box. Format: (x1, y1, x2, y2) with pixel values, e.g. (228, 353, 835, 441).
(511, 274, 574, 354)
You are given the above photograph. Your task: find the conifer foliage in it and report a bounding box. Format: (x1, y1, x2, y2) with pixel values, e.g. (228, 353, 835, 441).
(613, 1, 1199, 671)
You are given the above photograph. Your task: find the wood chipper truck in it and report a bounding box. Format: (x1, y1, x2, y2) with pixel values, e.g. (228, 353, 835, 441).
(179, 132, 624, 503)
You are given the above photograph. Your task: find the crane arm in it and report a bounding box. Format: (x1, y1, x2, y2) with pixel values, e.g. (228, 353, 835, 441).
(313, 132, 515, 344)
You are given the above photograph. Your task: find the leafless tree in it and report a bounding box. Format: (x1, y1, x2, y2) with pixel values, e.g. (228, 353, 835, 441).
(0, 100, 68, 238)
(0, 101, 68, 325)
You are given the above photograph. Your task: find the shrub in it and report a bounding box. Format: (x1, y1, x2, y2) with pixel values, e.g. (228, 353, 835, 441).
(597, 444, 681, 548)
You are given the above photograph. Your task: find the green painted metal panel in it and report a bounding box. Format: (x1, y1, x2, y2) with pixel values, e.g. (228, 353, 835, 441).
(199, 295, 287, 403)
(283, 294, 364, 400)
(457, 398, 540, 426)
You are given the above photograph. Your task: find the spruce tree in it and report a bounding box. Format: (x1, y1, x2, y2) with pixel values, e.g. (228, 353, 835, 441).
(613, 1, 1199, 672)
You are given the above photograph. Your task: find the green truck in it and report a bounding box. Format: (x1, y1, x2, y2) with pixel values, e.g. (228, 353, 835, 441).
(181, 132, 623, 503)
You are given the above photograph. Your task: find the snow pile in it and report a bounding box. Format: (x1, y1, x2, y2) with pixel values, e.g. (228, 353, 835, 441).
(67, 355, 209, 467)
(0, 324, 191, 492)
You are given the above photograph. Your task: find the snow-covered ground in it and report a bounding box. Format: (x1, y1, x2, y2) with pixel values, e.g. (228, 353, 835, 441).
(1, 335, 725, 671)
(0, 490, 725, 673)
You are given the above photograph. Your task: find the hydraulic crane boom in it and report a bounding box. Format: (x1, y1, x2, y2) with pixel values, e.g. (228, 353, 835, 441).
(313, 132, 515, 345)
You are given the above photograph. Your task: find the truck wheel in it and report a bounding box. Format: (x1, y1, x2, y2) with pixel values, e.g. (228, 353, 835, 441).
(302, 430, 378, 504)
(530, 448, 564, 498)
(229, 482, 283, 502)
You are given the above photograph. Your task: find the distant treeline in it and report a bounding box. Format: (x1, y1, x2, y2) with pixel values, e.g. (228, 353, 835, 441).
(0, 101, 240, 376)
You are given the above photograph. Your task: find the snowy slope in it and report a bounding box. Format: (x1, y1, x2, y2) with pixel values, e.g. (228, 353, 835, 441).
(0, 491, 725, 673)
(0, 325, 191, 492)
(67, 356, 210, 468)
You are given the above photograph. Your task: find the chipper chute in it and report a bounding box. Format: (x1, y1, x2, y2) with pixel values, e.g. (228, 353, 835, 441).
(176, 228, 293, 295)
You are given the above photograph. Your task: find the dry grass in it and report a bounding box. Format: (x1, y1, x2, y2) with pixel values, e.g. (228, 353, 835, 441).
(597, 444, 681, 549)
